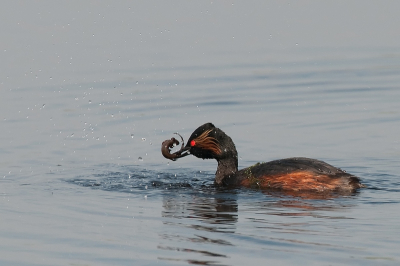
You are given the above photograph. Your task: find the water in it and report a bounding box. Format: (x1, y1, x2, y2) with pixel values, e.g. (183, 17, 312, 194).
(2, 2, 400, 266)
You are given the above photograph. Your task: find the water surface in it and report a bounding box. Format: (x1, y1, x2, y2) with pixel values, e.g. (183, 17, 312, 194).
(1, 2, 400, 266)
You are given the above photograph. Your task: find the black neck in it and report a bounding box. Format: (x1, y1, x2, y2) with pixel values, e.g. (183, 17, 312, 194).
(215, 157, 238, 185)
(213, 128, 239, 185)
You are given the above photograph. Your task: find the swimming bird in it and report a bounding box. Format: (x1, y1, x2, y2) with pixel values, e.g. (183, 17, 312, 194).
(161, 123, 364, 192)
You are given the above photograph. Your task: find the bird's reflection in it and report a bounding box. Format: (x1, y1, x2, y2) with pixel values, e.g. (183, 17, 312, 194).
(250, 189, 359, 219)
(158, 186, 359, 265)
(158, 189, 237, 265)
(161, 190, 238, 233)
(262, 188, 361, 200)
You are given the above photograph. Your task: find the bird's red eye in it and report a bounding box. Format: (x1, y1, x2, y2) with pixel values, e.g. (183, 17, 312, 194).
(190, 140, 196, 147)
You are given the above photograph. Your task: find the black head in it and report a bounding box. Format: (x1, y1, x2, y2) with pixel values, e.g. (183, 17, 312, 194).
(185, 123, 237, 162)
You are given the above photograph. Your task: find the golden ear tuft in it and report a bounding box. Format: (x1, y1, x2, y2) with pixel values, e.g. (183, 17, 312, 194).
(193, 129, 221, 155)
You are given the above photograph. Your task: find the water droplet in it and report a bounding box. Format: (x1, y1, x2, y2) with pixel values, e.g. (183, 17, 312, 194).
(136, 81, 139, 85)
(295, 43, 299, 46)
(145, 185, 148, 190)
(141, 138, 146, 141)
(138, 157, 143, 161)
(88, 100, 92, 104)
(131, 134, 134, 138)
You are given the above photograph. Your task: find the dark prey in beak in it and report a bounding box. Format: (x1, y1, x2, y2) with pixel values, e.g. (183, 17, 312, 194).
(161, 133, 190, 161)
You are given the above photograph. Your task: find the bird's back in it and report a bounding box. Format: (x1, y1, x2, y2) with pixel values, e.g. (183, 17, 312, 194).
(234, 157, 363, 191)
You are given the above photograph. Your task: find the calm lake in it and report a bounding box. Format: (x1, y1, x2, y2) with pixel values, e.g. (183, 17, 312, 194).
(1, 2, 400, 266)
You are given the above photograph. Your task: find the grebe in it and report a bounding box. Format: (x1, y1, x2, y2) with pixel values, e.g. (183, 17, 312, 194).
(161, 123, 364, 192)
